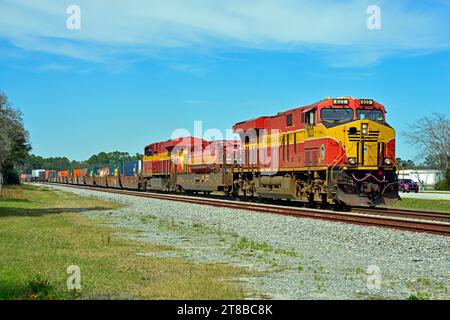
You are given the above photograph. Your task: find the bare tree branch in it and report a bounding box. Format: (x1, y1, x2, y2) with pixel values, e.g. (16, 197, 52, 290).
(402, 113, 450, 170)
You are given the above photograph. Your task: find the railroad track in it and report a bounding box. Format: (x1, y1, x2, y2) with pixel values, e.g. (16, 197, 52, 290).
(47, 183, 450, 237)
(351, 206, 450, 223)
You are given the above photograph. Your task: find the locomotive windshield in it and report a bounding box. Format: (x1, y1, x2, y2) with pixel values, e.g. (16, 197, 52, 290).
(356, 109, 385, 122)
(320, 108, 353, 123)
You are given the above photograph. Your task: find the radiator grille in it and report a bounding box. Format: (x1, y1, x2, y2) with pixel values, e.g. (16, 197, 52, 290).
(348, 129, 380, 142)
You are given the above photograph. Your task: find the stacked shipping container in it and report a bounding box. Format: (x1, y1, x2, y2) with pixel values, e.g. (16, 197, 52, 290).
(38, 160, 142, 186)
(123, 161, 141, 176)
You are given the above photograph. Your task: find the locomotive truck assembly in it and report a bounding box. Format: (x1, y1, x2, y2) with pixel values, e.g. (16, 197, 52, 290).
(47, 97, 400, 207)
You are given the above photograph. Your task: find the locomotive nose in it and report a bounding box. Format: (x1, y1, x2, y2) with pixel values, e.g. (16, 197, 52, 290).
(346, 120, 382, 168)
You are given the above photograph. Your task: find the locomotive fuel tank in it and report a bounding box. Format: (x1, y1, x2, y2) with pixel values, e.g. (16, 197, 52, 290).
(254, 176, 298, 200)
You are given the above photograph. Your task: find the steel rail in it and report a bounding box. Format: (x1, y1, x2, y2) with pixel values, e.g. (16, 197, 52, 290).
(351, 206, 450, 223)
(47, 183, 450, 236)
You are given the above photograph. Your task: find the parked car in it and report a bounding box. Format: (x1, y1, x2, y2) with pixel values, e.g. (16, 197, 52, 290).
(398, 179, 419, 193)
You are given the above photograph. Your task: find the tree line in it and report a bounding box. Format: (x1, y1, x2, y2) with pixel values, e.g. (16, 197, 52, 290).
(21, 151, 143, 173)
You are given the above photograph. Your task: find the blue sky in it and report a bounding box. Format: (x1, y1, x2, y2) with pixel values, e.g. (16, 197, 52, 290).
(0, 0, 449, 162)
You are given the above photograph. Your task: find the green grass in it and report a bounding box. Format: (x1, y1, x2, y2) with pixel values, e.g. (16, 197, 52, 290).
(232, 237, 298, 257)
(233, 238, 272, 252)
(0, 185, 247, 300)
(390, 198, 450, 213)
(405, 277, 448, 300)
(422, 190, 450, 194)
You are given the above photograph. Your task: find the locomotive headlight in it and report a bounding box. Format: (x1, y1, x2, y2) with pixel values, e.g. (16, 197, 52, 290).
(348, 157, 357, 166)
(384, 158, 393, 166)
(361, 123, 369, 135)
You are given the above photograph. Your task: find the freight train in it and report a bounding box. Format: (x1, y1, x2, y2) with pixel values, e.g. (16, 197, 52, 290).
(47, 97, 400, 207)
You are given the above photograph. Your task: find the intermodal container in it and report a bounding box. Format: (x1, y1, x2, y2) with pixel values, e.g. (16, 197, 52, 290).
(87, 167, 99, 177)
(123, 161, 141, 176)
(109, 163, 123, 176)
(98, 167, 109, 177)
(32, 169, 45, 178)
(45, 170, 56, 181)
(58, 170, 70, 178)
(73, 168, 88, 177)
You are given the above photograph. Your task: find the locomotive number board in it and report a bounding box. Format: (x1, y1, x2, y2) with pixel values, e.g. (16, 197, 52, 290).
(360, 99, 374, 106)
(332, 98, 349, 105)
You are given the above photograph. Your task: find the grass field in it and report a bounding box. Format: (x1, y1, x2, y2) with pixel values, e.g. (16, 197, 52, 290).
(0, 185, 246, 300)
(390, 198, 450, 212)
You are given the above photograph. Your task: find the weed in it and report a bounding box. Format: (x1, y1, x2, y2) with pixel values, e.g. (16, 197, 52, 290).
(232, 238, 272, 252)
(139, 215, 157, 223)
(417, 277, 431, 287)
(274, 248, 298, 257)
(415, 291, 433, 300)
(355, 267, 365, 274)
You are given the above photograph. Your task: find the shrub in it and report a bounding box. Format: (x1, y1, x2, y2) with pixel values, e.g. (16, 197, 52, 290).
(435, 169, 450, 191)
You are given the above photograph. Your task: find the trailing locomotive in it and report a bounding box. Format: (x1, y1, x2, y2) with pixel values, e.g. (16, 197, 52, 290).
(47, 97, 399, 207)
(141, 137, 240, 194)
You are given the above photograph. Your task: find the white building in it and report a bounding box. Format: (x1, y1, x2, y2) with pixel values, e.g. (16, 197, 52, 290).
(398, 169, 444, 190)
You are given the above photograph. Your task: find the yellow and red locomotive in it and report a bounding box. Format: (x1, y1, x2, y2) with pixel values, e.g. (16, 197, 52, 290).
(142, 137, 240, 194)
(232, 97, 399, 206)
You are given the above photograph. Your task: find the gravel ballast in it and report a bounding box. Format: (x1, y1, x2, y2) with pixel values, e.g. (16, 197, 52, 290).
(45, 185, 450, 300)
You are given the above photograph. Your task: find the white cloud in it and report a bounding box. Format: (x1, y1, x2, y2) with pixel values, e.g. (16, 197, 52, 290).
(0, 0, 449, 67)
